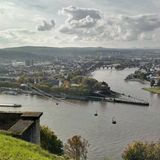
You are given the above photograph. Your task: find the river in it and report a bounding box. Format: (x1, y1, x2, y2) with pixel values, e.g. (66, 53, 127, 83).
(0, 68, 160, 160)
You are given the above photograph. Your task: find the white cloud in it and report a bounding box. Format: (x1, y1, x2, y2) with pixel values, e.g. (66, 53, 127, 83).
(0, 28, 63, 48)
(59, 6, 101, 21)
(0, 1, 160, 48)
(0, 28, 33, 43)
(59, 6, 103, 34)
(37, 20, 55, 31)
(105, 14, 160, 41)
(59, 9, 160, 43)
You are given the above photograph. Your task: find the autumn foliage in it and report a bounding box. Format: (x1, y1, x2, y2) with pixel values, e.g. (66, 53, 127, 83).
(64, 135, 90, 160)
(122, 141, 160, 160)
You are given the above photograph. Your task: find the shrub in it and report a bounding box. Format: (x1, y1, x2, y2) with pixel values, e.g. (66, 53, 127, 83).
(65, 135, 89, 160)
(40, 126, 64, 155)
(122, 141, 160, 160)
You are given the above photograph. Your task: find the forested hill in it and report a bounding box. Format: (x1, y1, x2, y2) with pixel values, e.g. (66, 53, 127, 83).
(0, 46, 160, 58)
(0, 46, 114, 57)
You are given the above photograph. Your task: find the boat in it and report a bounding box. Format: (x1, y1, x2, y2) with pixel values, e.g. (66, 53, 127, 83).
(94, 111, 98, 116)
(2, 91, 18, 95)
(0, 104, 22, 107)
(112, 117, 117, 124)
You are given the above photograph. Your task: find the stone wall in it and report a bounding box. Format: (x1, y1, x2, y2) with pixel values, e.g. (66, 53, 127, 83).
(0, 111, 43, 144)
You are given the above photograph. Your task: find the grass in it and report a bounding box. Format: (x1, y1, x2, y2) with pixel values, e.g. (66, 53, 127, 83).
(0, 133, 67, 160)
(143, 87, 160, 94)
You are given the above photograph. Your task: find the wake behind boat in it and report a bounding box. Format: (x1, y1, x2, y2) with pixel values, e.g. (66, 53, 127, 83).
(0, 104, 22, 107)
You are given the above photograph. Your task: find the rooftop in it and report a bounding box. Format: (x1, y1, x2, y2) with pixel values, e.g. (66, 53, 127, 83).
(8, 119, 34, 135)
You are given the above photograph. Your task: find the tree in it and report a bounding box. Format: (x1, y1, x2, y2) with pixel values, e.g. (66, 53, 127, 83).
(40, 126, 64, 155)
(71, 76, 84, 84)
(122, 141, 160, 160)
(0, 82, 18, 88)
(157, 79, 160, 86)
(35, 83, 52, 93)
(82, 77, 98, 91)
(17, 75, 29, 84)
(156, 70, 160, 76)
(150, 79, 155, 87)
(64, 135, 90, 160)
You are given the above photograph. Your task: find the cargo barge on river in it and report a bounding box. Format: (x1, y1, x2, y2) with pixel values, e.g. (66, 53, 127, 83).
(0, 104, 22, 107)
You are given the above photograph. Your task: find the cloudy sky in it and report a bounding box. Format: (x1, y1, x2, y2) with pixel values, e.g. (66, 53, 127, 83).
(0, 0, 160, 48)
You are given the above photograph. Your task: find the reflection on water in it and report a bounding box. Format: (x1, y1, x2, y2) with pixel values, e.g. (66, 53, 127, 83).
(0, 68, 160, 160)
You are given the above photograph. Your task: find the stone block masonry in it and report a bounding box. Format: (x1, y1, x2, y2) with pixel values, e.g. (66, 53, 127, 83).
(0, 111, 43, 144)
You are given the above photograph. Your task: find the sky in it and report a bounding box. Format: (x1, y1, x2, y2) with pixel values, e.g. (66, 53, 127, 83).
(0, 0, 160, 48)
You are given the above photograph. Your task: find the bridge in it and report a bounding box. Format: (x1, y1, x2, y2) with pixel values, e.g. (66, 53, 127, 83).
(21, 84, 61, 100)
(21, 84, 71, 105)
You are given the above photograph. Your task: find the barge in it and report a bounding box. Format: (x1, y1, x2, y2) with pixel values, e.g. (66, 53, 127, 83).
(0, 104, 22, 107)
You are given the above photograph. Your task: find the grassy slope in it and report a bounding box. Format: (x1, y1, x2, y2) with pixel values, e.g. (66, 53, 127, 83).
(0, 133, 66, 160)
(143, 87, 160, 94)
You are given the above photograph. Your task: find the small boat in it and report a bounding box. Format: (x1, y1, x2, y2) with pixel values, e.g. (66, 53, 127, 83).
(56, 102, 59, 105)
(0, 104, 21, 107)
(112, 117, 117, 124)
(94, 111, 98, 116)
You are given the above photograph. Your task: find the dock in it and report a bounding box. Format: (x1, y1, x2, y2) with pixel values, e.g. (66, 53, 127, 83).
(105, 97, 149, 106)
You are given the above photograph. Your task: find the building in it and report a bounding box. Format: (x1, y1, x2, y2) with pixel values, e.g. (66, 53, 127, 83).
(25, 59, 34, 66)
(0, 111, 43, 144)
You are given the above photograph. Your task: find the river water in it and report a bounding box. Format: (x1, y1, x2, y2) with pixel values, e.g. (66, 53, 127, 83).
(0, 68, 160, 160)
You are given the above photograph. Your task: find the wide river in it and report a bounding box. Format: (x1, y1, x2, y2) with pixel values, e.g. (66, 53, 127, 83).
(0, 68, 160, 160)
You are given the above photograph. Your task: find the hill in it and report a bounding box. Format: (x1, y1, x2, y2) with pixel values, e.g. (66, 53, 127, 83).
(0, 46, 160, 60)
(0, 49, 39, 60)
(0, 46, 108, 57)
(0, 133, 67, 160)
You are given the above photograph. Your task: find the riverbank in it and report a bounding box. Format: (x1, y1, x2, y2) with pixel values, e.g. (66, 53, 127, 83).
(105, 93, 149, 106)
(0, 85, 149, 106)
(0, 89, 149, 106)
(125, 78, 149, 84)
(143, 87, 160, 94)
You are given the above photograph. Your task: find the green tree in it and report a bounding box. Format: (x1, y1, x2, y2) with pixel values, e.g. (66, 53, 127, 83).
(71, 76, 84, 84)
(150, 79, 155, 87)
(82, 77, 98, 91)
(157, 79, 160, 86)
(17, 75, 29, 84)
(122, 141, 160, 160)
(0, 82, 18, 88)
(40, 126, 64, 155)
(64, 135, 90, 160)
(156, 70, 160, 76)
(35, 83, 52, 93)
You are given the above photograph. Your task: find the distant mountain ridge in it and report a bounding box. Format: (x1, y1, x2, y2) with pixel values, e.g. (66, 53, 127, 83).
(0, 46, 114, 57)
(0, 49, 38, 60)
(0, 46, 160, 60)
